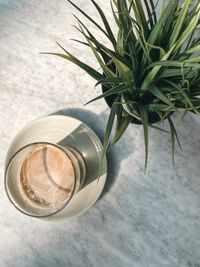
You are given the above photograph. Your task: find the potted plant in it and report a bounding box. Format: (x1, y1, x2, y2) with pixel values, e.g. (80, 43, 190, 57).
(44, 0, 200, 169)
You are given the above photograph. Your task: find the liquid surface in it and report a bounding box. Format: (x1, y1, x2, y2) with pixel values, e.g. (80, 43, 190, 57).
(20, 145, 75, 207)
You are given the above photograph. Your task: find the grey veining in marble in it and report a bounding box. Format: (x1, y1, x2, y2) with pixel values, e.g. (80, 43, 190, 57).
(0, 1, 200, 267)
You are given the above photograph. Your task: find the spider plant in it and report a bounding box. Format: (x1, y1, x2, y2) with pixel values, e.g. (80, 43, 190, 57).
(44, 0, 200, 169)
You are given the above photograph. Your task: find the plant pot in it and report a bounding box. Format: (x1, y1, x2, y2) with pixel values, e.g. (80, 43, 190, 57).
(102, 86, 161, 124)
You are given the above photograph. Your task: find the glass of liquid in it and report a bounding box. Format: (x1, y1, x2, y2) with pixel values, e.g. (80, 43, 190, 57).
(4, 142, 86, 218)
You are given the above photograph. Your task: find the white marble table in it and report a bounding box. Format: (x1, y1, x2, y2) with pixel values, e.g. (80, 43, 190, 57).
(0, 1, 200, 266)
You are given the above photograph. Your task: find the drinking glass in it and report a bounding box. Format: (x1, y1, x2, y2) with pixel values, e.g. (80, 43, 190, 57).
(4, 142, 86, 218)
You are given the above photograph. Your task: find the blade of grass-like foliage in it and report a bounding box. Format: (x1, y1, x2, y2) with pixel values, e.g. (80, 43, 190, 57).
(41, 52, 103, 81)
(90, 0, 116, 47)
(168, 0, 192, 48)
(84, 83, 128, 105)
(101, 95, 120, 161)
(73, 18, 133, 74)
(173, 5, 200, 54)
(84, 32, 116, 77)
(67, 0, 115, 46)
(72, 33, 117, 72)
(141, 0, 196, 90)
(72, 14, 96, 39)
(184, 3, 199, 52)
(129, 0, 150, 39)
(72, 15, 116, 70)
(146, 42, 166, 57)
(185, 43, 200, 54)
(164, 80, 200, 116)
(122, 106, 140, 120)
(148, 0, 157, 24)
(158, 68, 190, 79)
(154, 110, 164, 121)
(108, 54, 134, 87)
(141, 44, 177, 91)
(121, 93, 141, 120)
(128, 0, 133, 12)
(95, 77, 123, 86)
(110, 0, 120, 28)
(74, 19, 132, 68)
(180, 101, 189, 121)
(135, 30, 152, 64)
(183, 57, 200, 63)
(148, 0, 178, 45)
(144, 61, 195, 80)
(117, 0, 132, 34)
(138, 106, 149, 170)
(143, 0, 154, 29)
(168, 117, 182, 166)
(183, 2, 199, 35)
(71, 39, 89, 47)
(149, 84, 173, 106)
(113, 115, 132, 144)
(117, 0, 137, 61)
(117, 28, 124, 54)
(144, 60, 184, 70)
(72, 18, 115, 71)
(142, 0, 157, 25)
(136, 0, 151, 34)
(72, 34, 116, 74)
(142, 8, 200, 91)
(149, 124, 169, 133)
(161, 0, 166, 15)
(150, 103, 173, 111)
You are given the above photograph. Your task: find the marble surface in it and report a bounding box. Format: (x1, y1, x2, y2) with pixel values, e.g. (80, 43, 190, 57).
(0, 1, 200, 266)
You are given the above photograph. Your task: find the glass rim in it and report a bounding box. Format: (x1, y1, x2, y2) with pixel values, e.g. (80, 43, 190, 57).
(4, 141, 78, 218)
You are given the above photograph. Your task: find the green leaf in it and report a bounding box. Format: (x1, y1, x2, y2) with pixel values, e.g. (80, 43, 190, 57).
(101, 95, 120, 161)
(146, 42, 166, 57)
(165, 80, 200, 116)
(183, 57, 200, 63)
(110, 0, 120, 28)
(149, 124, 169, 133)
(90, 0, 116, 47)
(129, 0, 150, 39)
(168, 117, 175, 166)
(149, 84, 173, 106)
(185, 43, 200, 54)
(113, 115, 132, 144)
(67, 0, 112, 44)
(143, 0, 154, 29)
(158, 68, 190, 79)
(121, 93, 140, 120)
(71, 39, 89, 47)
(41, 52, 103, 81)
(141, 44, 177, 91)
(138, 106, 149, 171)
(141, 12, 200, 91)
(168, 0, 192, 48)
(144, 60, 184, 70)
(95, 77, 123, 87)
(148, 0, 179, 45)
(161, 0, 166, 15)
(173, 4, 200, 53)
(79, 31, 132, 69)
(110, 55, 133, 86)
(84, 83, 128, 105)
(168, 117, 182, 166)
(148, 0, 157, 24)
(83, 31, 116, 77)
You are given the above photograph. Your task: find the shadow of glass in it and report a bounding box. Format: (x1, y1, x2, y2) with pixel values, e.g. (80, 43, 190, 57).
(50, 108, 135, 199)
(57, 123, 105, 188)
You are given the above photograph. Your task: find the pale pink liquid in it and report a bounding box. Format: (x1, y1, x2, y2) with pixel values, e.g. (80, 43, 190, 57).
(20, 146, 75, 207)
